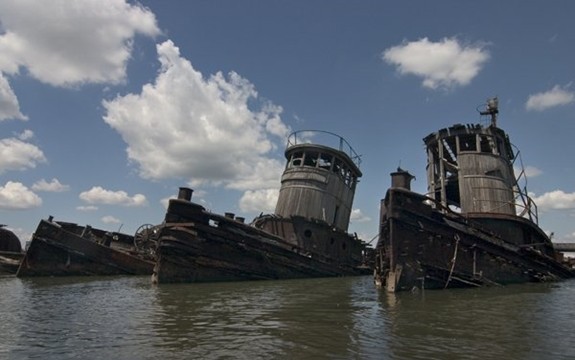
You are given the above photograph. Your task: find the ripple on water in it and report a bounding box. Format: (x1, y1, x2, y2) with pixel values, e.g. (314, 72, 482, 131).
(2, 276, 575, 359)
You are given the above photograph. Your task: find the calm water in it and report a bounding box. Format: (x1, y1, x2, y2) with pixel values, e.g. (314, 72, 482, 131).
(1, 275, 574, 360)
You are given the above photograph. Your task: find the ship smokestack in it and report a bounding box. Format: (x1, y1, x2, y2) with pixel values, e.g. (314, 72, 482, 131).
(178, 187, 193, 201)
(390, 168, 414, 190)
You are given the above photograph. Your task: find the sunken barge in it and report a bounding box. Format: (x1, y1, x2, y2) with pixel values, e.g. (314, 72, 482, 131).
(153, 130, 371, 284)
(17, 217, 156, 277)
(374, 98, 574, 292)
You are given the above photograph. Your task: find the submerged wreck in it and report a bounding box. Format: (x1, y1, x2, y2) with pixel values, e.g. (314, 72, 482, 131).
(0, 225, 24, 275)
(17, 217, 156, 277)
(153, 130, 371, 284)
(374, 98, 574, 292)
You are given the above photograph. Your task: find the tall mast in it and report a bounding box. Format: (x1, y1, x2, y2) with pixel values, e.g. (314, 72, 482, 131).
(480, 97, 499, 127)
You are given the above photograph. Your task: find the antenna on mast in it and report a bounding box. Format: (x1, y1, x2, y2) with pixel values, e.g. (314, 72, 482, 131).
(479, 97, 499, 127)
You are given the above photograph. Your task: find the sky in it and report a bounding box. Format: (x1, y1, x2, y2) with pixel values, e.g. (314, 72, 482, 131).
(1, 0, 575, 247)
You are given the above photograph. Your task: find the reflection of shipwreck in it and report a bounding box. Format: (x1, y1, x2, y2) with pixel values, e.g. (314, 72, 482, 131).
(374, 98, 574, 292)
(153, 130, 371, 284)
(17, 217, 156, 277)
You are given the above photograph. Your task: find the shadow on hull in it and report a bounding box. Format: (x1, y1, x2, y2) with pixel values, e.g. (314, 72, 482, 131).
(375, 189, 574, 292)
(153, 199, 372, 284)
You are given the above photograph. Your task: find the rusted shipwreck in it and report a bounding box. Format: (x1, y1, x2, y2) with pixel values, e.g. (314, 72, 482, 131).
(0, 225, 24, 275)
(17, 217, 156, 277)
(152, 130, 372, 284)
(374, 98, 574, 292)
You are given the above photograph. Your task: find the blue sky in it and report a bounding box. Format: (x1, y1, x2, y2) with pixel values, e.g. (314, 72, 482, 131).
(1, 0, 574, 246)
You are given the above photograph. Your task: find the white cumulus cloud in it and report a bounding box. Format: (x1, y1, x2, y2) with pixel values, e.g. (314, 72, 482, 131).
(0, 0, 160, 120)
(524, 166, 542, 178)
(525, 85, 575, 111)
(101, 215, 121, 224)
(532, 190, 575, 210)
(350, 208, 371, 223)
(17, 129, 34, 141)
(0, 74, 27, 121)
(515, 165, 542, 179)
(79, 186, 147, 207)
(0, 0, 160, 86)
(382, 37, 490, 90)
(0, 132, 46, 174)
(32, 178, 70, 192)
(103, 40, 290, 191)
(239, 189, 279, 213)
(77, 205, 99, 211)
(0, 181, 42, 210)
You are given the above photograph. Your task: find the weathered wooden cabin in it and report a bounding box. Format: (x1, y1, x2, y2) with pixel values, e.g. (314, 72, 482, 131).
(274, 132, 361, 232)
(424, 98, 522, 218)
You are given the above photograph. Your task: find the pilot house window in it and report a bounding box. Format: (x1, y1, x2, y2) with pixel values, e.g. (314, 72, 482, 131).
(318, 153, 333, 170)
(288, 150, 357, 189)
(459, 134, 477, 152)
(303, 151, 319, 167)
(289, 151, 304, 167)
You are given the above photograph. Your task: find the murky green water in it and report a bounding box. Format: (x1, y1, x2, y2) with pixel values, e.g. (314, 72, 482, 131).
(1, 275, 574, 359)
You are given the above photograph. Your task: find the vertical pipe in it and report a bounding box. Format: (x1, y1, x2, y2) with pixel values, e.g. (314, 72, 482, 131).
(438, 140, 446, 207)
(388, 219, 394, 270)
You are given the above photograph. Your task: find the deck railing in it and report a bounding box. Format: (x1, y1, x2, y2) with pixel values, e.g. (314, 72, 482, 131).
(286, 130, 362, 168)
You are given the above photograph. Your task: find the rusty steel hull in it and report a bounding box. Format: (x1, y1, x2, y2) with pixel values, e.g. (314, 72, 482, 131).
(17, 219, 154, 277)
(374, 188, 574, 292)
(0, 251, 23, 275)
(153, 199, 371, 284)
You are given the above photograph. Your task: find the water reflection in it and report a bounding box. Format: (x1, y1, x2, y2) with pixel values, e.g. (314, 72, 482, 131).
(380, 280, 575, 360)
(4, 276, 158, 359)
(150, 276, 380, 359)
(1, 275, 575, 359)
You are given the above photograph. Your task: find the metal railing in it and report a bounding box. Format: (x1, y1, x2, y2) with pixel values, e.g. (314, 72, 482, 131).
(286, 130, 362, 168)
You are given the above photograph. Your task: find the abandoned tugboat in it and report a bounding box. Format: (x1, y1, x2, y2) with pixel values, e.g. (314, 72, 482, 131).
(153, 130, 371, 284)
(374, 98, 574, 292)
(17, 217, 157, 277)
(0, 225, 24, 275)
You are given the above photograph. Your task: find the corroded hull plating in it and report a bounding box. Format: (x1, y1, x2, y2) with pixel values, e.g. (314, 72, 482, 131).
(0, 251, 23, 275)
(153, 199, 370, 284)
(374, 188, 574, 292)
(17, 219, 154, 277)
